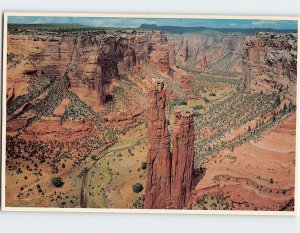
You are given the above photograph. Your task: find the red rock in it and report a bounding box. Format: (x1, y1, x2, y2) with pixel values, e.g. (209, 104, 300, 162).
(184, 40, 189, 61)
(7, 30, 172, 106)
(196, 54, 208, 70)
(168, 42, 176, 67)
(171, 106, 195, 209)
(145, 80, 195, 209)
(242, 32, 297, 92)
(145, 78, 172, 209)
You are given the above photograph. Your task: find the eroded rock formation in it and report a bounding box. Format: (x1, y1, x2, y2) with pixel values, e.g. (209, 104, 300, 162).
(196, 54, 208, 70)
(171, 106, 195, 209)
(184, 40, 189, 61)
(8, 29, 171, 105)
(145, 78, 172, 209)
(168, 42, 176, 67)
(168, 33, 244, 72)
(242, 32, 297, 91)
(145, 79, 195, 209)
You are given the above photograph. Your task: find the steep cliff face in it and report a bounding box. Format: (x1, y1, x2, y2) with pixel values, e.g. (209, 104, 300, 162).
(144, 78, 172, 209)
(7, 30, 171, 105)
(168, 42, 176, 67)
(145, 79, 195, 209)
(169, 33, 244, 73)
(147, 31, 171, 74)
(242, 32, 297, 92)
(171, 107, 195, 209)
(195, 54, 208, 70)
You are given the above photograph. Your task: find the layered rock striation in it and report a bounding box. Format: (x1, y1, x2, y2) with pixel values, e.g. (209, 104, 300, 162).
(145, 79, 195, 209)
(8, 29, 171, 105)
(169, 33, 244, 72)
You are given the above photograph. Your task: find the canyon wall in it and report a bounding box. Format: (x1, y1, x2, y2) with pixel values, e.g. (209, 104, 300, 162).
(195, 54, 208, 70)
(242, 32, 297, 92)
(8, 29, 171, 105)
(169, 33, 244, 73)
(145, 79, 195, 209)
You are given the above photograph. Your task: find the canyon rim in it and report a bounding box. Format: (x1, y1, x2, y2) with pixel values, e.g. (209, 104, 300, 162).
(2, 13, 298, 214)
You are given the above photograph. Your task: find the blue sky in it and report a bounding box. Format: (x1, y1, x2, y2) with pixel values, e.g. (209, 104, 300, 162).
(8, 16, 298, 29)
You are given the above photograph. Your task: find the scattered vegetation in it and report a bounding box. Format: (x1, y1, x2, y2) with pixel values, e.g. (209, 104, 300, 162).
(132, 182, 144, 193)
(51, 177, 64, 188)
(193, 105, 205, 110)
(141, 162, 147, 170)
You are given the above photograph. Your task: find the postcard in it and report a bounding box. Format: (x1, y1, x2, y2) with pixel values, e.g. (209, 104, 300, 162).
(2, 12, 299, 214)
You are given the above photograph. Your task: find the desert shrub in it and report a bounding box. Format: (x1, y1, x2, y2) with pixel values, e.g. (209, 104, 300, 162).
(51, 177, 64, 188)
(193, 111, 202, 118)
(128, 148, 134, 156)
(276, 96, 281, 105)
(209, 92, 216, 97)
(177, 99, 187, 106)
(132, 182, 144, 193)
(193, 105, 204, 110)
(141, 161, 147, 170)
(204, 97, 209, 103)
(133, 195, 145, 208)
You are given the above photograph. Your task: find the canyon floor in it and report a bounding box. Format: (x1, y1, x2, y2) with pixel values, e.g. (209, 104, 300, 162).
(4, 24, 297, 211)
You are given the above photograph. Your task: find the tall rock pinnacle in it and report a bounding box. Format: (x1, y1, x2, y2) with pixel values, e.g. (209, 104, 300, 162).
(145, 79, 195, 209)
(171, 106, 195, 209)
(144, 78, 172, 209)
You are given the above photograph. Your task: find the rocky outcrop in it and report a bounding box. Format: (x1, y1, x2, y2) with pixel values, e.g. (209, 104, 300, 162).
(7, 29, 171, 105)
(171, 106, 195, 209)
(145, 79, 195, 209)
(184, 40, 189, 61)
(149, 31, 170, 73)
(169, 33, 244, 72)
(242, 32, 297, 91)
(6, 86, 15, 104)
(168, 42, 176, 66)
(196, 54, 208, 70)
(145, 78, 172, 209)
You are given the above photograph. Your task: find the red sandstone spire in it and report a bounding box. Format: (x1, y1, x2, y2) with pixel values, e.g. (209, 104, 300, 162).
(171, 106, 195, 209)
(145, 80, 195, 209)
(144, 78, 172, 209)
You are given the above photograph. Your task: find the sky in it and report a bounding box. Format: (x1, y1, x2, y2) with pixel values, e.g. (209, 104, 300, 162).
(8, 16, 298, 29)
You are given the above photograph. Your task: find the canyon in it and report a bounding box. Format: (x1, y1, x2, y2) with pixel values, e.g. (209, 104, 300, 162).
(7, 29, 171, 105)
(5, 24, 297, 211)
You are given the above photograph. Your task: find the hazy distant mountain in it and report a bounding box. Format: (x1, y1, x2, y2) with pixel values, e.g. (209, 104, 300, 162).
(139, 23, 297, 34)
